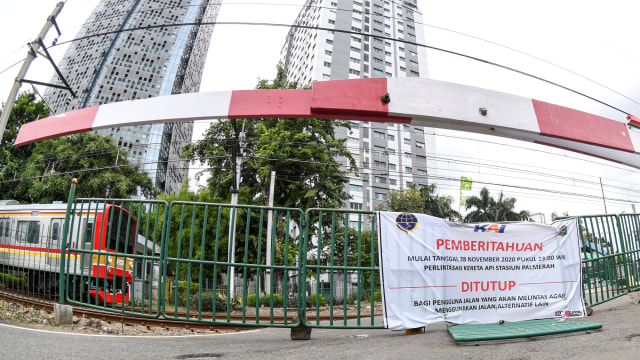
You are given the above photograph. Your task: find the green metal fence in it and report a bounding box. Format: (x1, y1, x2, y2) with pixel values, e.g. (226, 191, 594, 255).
(301, 209, 383, 329)
(5, 191, 640, 330)
(60, 198, 167, 319)
(159, 201, 303, 328)
(578, 214, 640, 306)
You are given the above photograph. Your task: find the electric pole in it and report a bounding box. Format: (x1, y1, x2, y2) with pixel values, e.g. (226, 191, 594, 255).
(0, 2, 65, 139)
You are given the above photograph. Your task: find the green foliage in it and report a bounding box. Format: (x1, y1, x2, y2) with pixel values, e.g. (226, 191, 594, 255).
(260, 293, 284, 307)
(1, 92, 156, 202)
(246, 293, 284, 307)
(464, 187, 531, 223)
(247, 294, 258, 307)
(0, 92, 48, 198)
(193, 291, 228, 312)
(183, 63, 356, 211)
(0, 272, 26, 289)
(378, 184, 459, 221)
(309, 293, 326, 306)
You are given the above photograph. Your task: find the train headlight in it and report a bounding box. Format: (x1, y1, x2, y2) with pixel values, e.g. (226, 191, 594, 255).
(127, 261, 133, 269)
(107, 256, 113, 264)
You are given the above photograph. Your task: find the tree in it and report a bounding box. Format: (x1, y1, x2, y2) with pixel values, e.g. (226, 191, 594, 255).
(464, 187, 529, 222)
(183, 64, 357, 210)
(10, 132, 157, 203)
(378, 183, 458, 221)
(420, 184, 459, 221)
(0, 92, 49, 197)
(377, 185, 423, 213)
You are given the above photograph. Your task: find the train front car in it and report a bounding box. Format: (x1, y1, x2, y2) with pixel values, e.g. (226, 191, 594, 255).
(88, 204, 136, 305)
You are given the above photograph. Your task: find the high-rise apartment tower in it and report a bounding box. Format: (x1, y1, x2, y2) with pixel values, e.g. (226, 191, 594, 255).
(45, 0, 221, 194)
(281, 0, 436, 217)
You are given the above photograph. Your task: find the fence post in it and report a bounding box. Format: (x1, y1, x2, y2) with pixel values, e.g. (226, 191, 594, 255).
(58, 178, 77, 304)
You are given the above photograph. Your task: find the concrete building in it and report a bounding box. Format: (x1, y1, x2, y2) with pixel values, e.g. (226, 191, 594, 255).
(280, 0, 436, 216)
(45, 0, 221, 194)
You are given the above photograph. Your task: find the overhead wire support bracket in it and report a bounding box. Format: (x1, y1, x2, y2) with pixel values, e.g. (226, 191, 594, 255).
(24, 38, 77, 97)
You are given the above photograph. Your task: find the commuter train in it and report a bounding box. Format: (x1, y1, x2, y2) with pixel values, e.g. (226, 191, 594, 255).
(0, 201, 136, 304)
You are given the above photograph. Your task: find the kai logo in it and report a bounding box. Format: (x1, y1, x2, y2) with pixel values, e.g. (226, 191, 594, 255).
(474, 224, 506, 233)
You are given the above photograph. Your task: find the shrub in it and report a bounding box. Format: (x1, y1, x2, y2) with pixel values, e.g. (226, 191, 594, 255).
(0, 273, 26, 289)
(190, 291, 228, 312)
(247, 294, 258, 307)
(309, 293, 326, 307)
(261, 293, 283, 307)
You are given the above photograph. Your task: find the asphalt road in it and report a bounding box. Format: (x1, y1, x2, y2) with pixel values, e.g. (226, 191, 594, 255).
(1, 293, 639, 360)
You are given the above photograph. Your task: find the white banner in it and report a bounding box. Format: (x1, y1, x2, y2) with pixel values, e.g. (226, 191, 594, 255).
(377, 212, 586, 330)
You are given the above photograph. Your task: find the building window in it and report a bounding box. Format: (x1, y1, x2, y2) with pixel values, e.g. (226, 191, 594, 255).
(404, 152, 411, 159)
(416, 155, 426, 164)
(403, 138, 411, 145)
(350, 202, 363, 210)
(375, 193, 387, 200)
(373, 131, 385, 139)
(373, 58, 384, 64)
(387, 148, 395, 155)
(350, 46, 361, 53)
(373, 145, 385, 153)
(329, 19, 335, 24)
(403, 124, 410, 131)
(326, 39, 334, 45)
(374, 38, 383, 44)
(389, 179, 397, 185)
(416, 141, 424, 148)
(373, 68, 384, 75)
(388, 134, 395, 141)
(325, 50, 332, 56)
(389, 163, 396, 170)
(323, 74, 331, 80)
(349, 69, 361, 75)
(374, 160, 386, 168)
(414, 127, 424, 135)
(350, 184, 363, 192)
(324, 61, 331, 67)
(417, 169, 427, 175)
(351, 36, 362, 43)
(375, 176, 387, 184)
(405, 167, 412, 173)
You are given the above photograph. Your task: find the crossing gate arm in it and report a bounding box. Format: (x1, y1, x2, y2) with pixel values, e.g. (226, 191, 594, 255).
(15, 78, 640, 169)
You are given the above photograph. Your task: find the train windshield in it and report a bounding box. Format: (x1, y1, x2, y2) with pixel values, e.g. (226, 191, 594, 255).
(106, 206, 136, 253)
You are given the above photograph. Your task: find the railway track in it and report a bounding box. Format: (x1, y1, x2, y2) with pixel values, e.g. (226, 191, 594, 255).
(0, 290, 371, 333)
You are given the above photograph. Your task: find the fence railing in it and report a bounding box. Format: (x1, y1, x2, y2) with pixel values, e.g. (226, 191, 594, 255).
(3, 192, 640, 330)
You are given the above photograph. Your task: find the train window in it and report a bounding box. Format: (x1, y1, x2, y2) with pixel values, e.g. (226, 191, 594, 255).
(4, 220, 9, 237)
(84, 222, 94, 244)
(51, 222, 60, 241)
(16, 221, 40, 244)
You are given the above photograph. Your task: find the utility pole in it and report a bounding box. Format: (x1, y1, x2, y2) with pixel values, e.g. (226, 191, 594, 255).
(0, 2, 65, 139)
(599, 177, 608, 214)
(228, 119, 242, 299)
(265, 170, 276, 295)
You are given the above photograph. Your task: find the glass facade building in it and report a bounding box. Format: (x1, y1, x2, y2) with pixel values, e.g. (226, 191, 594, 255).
(45, 0, 221, 194)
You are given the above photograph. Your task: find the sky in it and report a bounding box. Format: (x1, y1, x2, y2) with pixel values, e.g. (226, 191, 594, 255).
(2, 0, 640, 221)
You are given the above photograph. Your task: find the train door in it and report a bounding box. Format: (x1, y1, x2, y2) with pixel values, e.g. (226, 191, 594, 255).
(0, 218, 9, 263)
(46, 218, 63, 269)
(81, 222, 94, 274)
